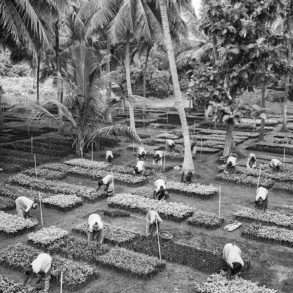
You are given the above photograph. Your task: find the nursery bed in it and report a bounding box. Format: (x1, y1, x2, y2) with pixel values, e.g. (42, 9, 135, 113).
(23, 168, 67, 180)
(0, 196, 15, 211)
(42, 194, 83, 211)
(247, 142, 293, 155)
(0, 274, 37, 293)
(108, 193, 194, 221)
(187, 211, 224, 229)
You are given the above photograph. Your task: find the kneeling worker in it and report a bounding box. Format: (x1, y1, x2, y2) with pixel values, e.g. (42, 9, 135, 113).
(97, 174, 114, 195)
(106, 150, 114, 163)
(224, 154, 237, 173)
(166, 139, 176, 152)
(24, 252, 52, 292)
(88, 213, 104, 246)
(269, 158, 282, 171)
(255, 186, 269, 211)
(153, 150, 163, 167)
(134, 160, 145, 175)
(153, 179, 168, 200)
(146, 209, 162, 237)
(137, 147, 146, 160)
(246, 153, 257, 169)
(15, 196, 38, 218)
(223, 243, 244, 278)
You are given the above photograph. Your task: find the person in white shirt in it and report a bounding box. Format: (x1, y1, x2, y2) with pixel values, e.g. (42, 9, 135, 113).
(255, 186, 269, 211)
(134, 160, 145, 175)
(106, 150, 114, 163)
(24, 253, 52, 292)
(269, 158, 282, 171)
(222, 243, 244, 278)
(137, 146, 146, 160)
(224, 154, 237, 173)
(166, 139, 176, 152)
(97, 174, 114, 195)
(246, 153, 256, 169)
(146, 209, 163, 237)
(153, 150, 163, 167)
(153, 179, 169, 200)
(15, 196, 38, 218)
(88, 213, 104, 246)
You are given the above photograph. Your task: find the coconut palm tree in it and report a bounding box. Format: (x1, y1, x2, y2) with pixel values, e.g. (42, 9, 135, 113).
(157, 0, 195, 179)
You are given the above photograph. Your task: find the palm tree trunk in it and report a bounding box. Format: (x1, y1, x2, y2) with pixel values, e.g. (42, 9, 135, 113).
(124, 41, 136, 132)
(55, 19, 63, 103)
(260, 80, 266, 141)
(36, 52, 41, 104)
(158, 0, 194, 174)
(223, 123, 234, 157)
(106, 37, 112, 98)
(143, 47, 150, 98)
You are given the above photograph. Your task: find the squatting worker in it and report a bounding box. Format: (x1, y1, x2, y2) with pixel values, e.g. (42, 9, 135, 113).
(153, 150, 163, 167)
(181, 170, 193, 183)
(88, 213, 104, 246)
(269, 158, 282, 171)
(255, 186, 269, 211)
(224, 153, 237, 173)
(246, 153, 256, 169)
(134, 160, 145, 175)
(166, 139, 176, 152)
(222, 243, 244, 278)
(24, 252, 52, 292)
(146, 209, 163, 237)
(153, 179, 168, 200)
(15, 196, 38, 218)
(97, 174, 114, 195)
(106, 150, 114, 163)
(137, 146, 146, 160)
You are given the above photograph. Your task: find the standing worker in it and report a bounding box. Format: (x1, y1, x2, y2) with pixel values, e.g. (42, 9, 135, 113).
(255, 186, 269, 211)
(15, 196, 38, 218)
(24, 252, 52, 292)
(269, 158, 282, 171)
(246, 153, 257, 169)
(97, 174, 114, 195)
(146, 209, 163, 237)
(222, 243, 244, 278)
(153, 179, 169, 200)
(88, 213, 104, 246)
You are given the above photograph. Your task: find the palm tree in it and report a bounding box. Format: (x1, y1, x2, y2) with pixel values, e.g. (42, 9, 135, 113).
(157, 0, 195, 178)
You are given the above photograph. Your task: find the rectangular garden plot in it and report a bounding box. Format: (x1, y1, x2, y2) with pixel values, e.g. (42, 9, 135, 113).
(242, 224, 293, 248)
(194, 273, 278, 293)
(42, 194, 83, 211)
(234, 207, 293, 229)
(0, 243, 98, 290)
(187, 211, 224, 229)
(28, 226, 69, 248)
(96, 247, 165, 278)
(248, 142, 293, 155)
(8, 174, 101, 201)
(0, 211, 38, 235)
(0, 196, 15, 211)
(65, 158, 109, 169)
(0, 274, 37, 293)
(23, 168, 67, 180)
(108, 193, 194, 221)
(167, 181, 218, 198)
(73, 223, 139, 245)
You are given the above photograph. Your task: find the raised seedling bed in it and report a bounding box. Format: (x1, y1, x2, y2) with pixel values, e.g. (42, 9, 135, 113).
(167, 181, 218, 198)
(0, 243, 98, 290)
(0, 196, 15, 211)
(0, 211, 38, 235)
(108, 193, 194, 221)
(248, 142, 293, 155)
(0, 274, 37, 293)
(187, 211, 224, 229)
(42, 194, 83, 211)
(234, 207, 293, 229)
(64, 158, 109, 169)
(23, 168, 67, 180)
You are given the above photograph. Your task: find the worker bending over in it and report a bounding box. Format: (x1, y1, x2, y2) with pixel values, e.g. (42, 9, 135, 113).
(88, 213, 104, 246)
(146, 209, 162, 237)
(153, 179, 168, 200)
(181, 171, 193, 184)
(97, 174, 114, 195)
(223, 243, 244, 278)
(153, 150, 163, 167)
(106, 150, 114, 163)
(255, 186, 269, 211)
(137, 146, 146, 160)
(166, 139, 176, 152)
(24, 253, 52, 292)
(224, 154, 237, 173)
(269, 158, 282, 171)
(246, 153, 256, 169)
(134, 160, 145, 175)
(15, 196, 38, 218)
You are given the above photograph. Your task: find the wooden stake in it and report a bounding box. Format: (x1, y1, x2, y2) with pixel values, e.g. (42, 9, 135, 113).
(91, 143, 94, 161)
(30, 137, 33, 153)
(156, 219, 162, 261)
(60, 271, 63, 293)
(39, 192, 44, 227)
(218, 186, 221, 218)
(200, 138, 203, 158)
(34, 154, 37, 178)
(163, 151, 166, 172)
(256, 167, 262, 190)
